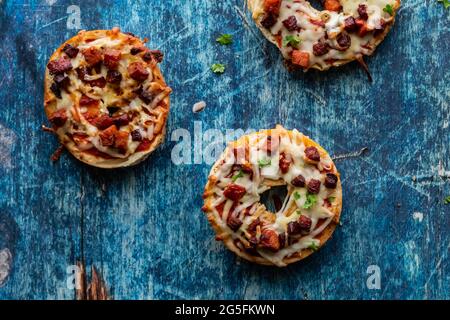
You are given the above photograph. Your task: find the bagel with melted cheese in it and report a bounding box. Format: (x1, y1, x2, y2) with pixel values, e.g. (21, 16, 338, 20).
(44, 28, 171, 168)
(202, 125, 342, 267)
(248, 0, 400, 71)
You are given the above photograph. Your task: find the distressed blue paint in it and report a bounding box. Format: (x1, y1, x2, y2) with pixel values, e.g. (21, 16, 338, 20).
(0, 0, 449, 300)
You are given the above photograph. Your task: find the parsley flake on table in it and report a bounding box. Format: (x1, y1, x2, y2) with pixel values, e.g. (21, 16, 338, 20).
(283, 35, 302, 48)
(438, 0, 450, 9)
(444, 196, 450, 204)
(211, 63, 225, 74)
(216, 34, 233, 45)
(383, 4, 394, 15)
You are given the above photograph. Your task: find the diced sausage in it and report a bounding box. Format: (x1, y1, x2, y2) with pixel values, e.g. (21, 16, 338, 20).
(304, 146, 320, 162)
(298, 215, 312, 231)
(324, 173, 338, 189)
(128, 62, 149, 81)
(307, 179, 321, 194)
(103, 49, 121, 69)
(291, 174, 306, 187)
(82, 47, 103, 65)
(106, 70, 122, 84)
(47, 57, 72, 75)
(93, 115, 114, 130)
(63, 44, 79, 58)
(48, 109, 68, 127)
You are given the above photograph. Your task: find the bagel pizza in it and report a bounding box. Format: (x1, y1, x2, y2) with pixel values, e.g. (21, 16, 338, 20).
(248, 0, 400, 72)
(44, 28, 171, 168)
(202, 125, 342, 267)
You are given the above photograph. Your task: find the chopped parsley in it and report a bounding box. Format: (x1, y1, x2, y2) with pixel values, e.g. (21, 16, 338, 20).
(293, 192, 301, 200)
(328, 196, 336, 203)
(216, 34, 233, 45)
(444, 196, 450, 205)
(211, 63, 226, 74)
(258, 158, 271, 168)
(303, 193, 317, 209)
(308, 242, 319, 251)
(438, 0, 450, 9)
(383, 4, 394, 15)
(232, 170, 244, 182)
(283, 35, 302, 48)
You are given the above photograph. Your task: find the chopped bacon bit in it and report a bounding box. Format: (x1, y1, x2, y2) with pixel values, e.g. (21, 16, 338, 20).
(223, 184, 246, 201)
(259, 229, 280, 251)
(47, 57, 72, 75)
(51, 145, 65, 162)
(103, 49, 121, 69)
(344, 16, 358, 33)
(88, 77, 106, 88)
(48, 109, 68, 128)
(76, 67, 89, 81)
(99, 125, 117, 146)
(136, 138, 152, 152)
(93, 115, 114, 130)
(63, 44, 79, 58)
(128, 62, 149, 81)
(358, 4, 368, 20)
(298, 215, 312, 231)
(313, 42, 329, 56)
(291, 50, 310, 68)
(112, 114, 130, 127)
(261, 13, 277, 29)
(279, 152, 291, 174)
(264, 0, 281, 14)
(79, 95, 99, 107)
(106, 70, 122, 84)
(227, 213, 243, 231)
(82, 47, 103, 66)
(147, 50, 164, 63)
(114, 131, 129, 153)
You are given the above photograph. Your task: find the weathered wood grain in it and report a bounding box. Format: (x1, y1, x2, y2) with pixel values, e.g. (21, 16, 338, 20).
(0, 0, 449, 299)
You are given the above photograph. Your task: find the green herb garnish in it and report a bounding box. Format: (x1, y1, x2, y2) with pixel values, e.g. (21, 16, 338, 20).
(328, 196, 336, 203)
(383, 4, 394, 15)
(258, 158, 271, 168)
(444, 196, 450, 204)
(216, 34, 233, 45)
(283, 35, 302, 48)
(303, 194, 317, 209)
(293, 192, 301, 201)
(232, 170, 244, 182)
(211, 63, 226, 74)
(438, 0, 450, 9)
(308, 242, 319, 251)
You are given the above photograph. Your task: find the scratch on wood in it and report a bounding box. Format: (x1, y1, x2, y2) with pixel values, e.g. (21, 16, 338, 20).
(332, 147, 369, 161)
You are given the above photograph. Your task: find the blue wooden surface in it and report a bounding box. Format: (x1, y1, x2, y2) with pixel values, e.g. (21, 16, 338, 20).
(0, 0, 449, 300)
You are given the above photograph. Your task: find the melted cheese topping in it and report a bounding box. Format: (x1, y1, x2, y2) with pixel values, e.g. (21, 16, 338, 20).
(205, 126, 341, 266)
(46, 30, 171, 161)
(253, 0, 399, 70)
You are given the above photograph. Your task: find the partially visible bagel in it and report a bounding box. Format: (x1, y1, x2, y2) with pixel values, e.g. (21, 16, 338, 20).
(248, 0, 401, 71)
(44, 28, 171, 168)
(202, 125, 342, 267)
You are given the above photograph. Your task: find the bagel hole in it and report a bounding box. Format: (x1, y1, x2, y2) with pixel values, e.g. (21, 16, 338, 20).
(260, 185, 288, 213)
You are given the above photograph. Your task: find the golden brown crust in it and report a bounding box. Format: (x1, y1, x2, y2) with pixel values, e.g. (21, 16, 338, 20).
(44, 28, 171, 168)
(202, 125, 342, 266)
